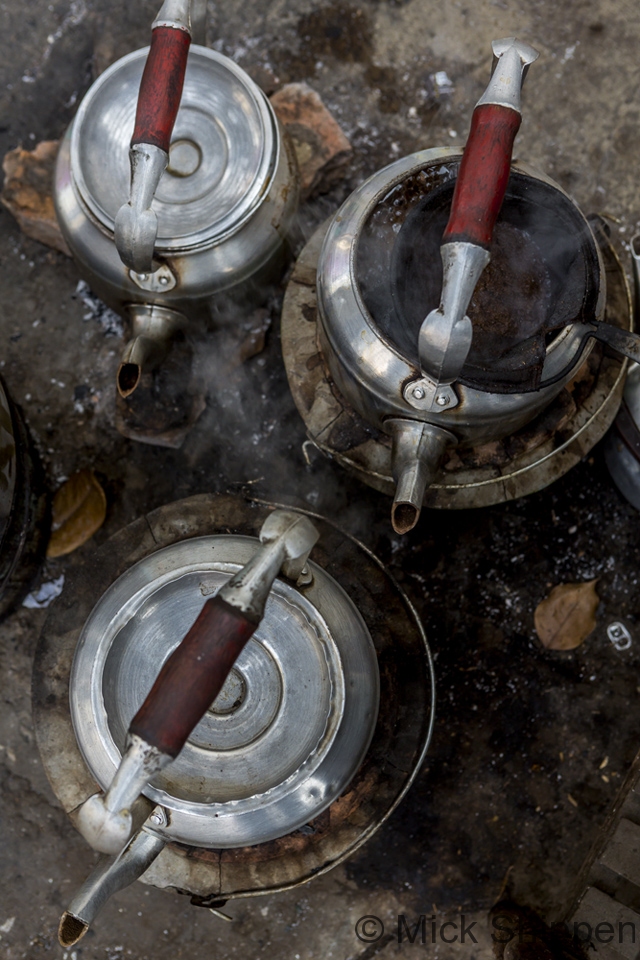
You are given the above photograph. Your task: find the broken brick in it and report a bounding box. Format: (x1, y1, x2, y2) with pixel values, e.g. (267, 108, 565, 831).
(1, 140, 71, 256)
(270, 82, 352, 200)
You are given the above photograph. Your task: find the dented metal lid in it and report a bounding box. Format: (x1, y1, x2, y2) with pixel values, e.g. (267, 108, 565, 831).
(69, 534, 379, 848)
(69, 46, 278, 252)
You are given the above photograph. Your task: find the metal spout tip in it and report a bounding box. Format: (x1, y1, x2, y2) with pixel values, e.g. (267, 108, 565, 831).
(389, 419, 455, 536)
(391, 501, 421, 535)
(117, 332, 169, 399)
(58, 912, 89, 947)
(117, 362, 142, 398)
(391, 459, 427, 534)
(117, 307, 189, 400)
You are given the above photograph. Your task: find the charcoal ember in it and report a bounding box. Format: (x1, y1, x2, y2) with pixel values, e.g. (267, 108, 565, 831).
(234, 309, 272, 365)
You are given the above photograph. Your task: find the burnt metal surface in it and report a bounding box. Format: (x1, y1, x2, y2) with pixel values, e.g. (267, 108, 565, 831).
(33, 493, 434, 900)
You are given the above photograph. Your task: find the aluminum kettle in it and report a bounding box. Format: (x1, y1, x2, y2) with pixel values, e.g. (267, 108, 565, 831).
(54, 0, 299, 400)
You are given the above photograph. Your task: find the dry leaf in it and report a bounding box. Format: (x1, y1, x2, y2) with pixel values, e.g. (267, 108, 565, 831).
(534, 579, 599, 650)
(46, 469, 107, 558)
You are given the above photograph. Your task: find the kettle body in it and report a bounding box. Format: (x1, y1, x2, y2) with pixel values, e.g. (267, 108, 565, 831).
(54, 45, 299, 327)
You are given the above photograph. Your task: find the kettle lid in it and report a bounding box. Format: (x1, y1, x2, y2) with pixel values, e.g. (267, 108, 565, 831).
(70, 46, 278, 252)
(355, 164, 601, 395)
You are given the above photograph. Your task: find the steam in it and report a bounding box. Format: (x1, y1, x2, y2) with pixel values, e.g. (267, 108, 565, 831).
(178, 294, 385, 543)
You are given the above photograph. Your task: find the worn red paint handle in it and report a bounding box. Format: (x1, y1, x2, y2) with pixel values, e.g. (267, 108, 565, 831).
(443, 103, 521, 249)
(129, 595, 257, 757)
(131, 26, 191, 152)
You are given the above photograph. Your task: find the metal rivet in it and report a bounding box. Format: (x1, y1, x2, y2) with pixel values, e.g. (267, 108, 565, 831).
(436, 394, 450, 406)
(159, 276, 169, 285)
(140, 274, 148, 281)
(412, 386, 425, 399)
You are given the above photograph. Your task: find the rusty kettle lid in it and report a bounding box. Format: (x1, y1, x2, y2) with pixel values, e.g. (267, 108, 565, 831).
(356, 163, 602, 394)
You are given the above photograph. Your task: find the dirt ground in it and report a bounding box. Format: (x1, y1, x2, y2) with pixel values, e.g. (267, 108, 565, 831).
(2, 1, 640, 958)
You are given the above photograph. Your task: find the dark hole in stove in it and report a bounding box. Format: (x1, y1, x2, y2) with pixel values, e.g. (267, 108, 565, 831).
(355, 168, 601, 393)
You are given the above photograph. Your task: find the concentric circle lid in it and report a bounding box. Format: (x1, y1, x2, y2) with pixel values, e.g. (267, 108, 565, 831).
(70, 46, 278, 251)
(70, 535, 379, 849)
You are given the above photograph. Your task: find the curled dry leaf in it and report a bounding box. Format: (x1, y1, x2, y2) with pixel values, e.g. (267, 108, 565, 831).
(46, 469, 107, 558)
(534, 579, 599, 651)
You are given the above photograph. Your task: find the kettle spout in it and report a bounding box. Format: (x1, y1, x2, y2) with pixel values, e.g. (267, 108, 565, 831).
(58, 811, 167, 947)
(389, 419, 454, 535)
(118, 335, 167, 397)
(117, 304, 187, 399)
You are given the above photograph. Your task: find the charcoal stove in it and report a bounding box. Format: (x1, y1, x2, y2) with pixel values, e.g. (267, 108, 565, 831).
(0, 376, 49, 618)
(32, 494, 433, 946)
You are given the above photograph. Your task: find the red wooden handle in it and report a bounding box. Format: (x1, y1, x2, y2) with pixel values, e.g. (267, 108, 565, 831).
(131, 26, 191, 152)
(443, 103, 521, 248)
(129, 595, 257, 757)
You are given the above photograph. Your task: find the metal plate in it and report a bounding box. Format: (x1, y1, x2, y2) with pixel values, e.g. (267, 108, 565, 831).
(69, 46, 277, 250)
(70, 535, 379, 848)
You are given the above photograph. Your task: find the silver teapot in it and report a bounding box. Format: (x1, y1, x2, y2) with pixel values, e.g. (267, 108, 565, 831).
(314, 39, 640, 532)
(33, 496, 433, 945)
(54, 0, 298, 401)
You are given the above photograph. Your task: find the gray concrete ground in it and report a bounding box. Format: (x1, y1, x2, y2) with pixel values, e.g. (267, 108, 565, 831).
(2, 1, 640, 958)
